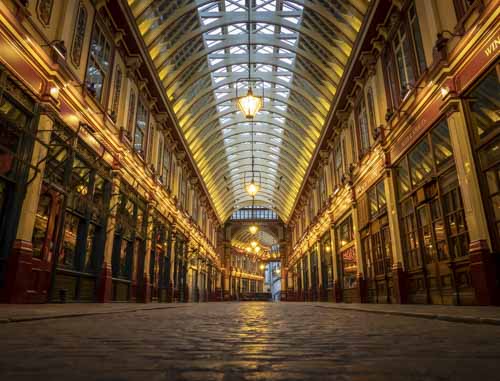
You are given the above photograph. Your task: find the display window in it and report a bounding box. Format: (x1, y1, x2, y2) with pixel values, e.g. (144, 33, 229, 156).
(463, 64, 500, 251)
(395, 118, 471, 304)
(337, 215, 357, 289)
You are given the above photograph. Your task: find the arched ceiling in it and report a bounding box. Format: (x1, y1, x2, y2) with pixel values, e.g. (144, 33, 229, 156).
(129, 0, 370, 222)
(231, 228, 278, 250)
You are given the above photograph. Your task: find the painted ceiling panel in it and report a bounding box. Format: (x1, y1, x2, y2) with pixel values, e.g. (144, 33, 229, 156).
(129, 0, 369, 222)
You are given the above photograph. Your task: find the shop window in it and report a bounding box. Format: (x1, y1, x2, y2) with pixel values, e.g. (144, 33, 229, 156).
(408, 138, 432, 187)
(85, 23, 111, 102)
(467, 68, 499, 142)
(134, 100, 148, 157)
(0, 181, 7, 226)
(71, 157, 91, 197)
(397, 120, 469, 271)
(464, 65, 499, 248)
(59, 212, 81, 267)
(400, 198, 419, 269)
(71, 3, 87, 67)
(431, 120, 454, 169)
(32, 193, 52, 258)
(368, 180, 386, 218)
(84, 223, 97, 271)
(338, 215, 353, 248)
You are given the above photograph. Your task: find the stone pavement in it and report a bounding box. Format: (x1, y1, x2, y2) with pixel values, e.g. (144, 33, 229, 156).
(1, 302, 500, 381)
(0, 303, 185, 323)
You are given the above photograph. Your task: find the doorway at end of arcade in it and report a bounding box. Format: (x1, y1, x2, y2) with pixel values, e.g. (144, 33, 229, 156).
(264, 261, 281, 301)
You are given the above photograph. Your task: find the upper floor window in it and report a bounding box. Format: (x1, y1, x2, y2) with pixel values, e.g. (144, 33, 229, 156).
(454, 0, 481, 24)
(334, 140, 344, 186)
(356, 97, 370, 155)
(37, 0, 53, 25)
(127, 90, 137, 135)
(384, 1, 426, 107)
(86, 23, 111, 103)
(319, 172, 326, 206)
(134, 100, 148, 157)
(366, 87, 376, 135)
(70, 3, 87, 67)
(162, 145, 171, 187)
(110, 66, 123, 122)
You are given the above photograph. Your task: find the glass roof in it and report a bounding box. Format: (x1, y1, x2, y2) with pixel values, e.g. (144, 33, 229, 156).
(129, 0, 369, 222)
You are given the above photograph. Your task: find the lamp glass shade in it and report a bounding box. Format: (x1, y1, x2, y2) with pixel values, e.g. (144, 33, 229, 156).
(254, 246, 260, 253)
(250, 241, 258, 248)
(246, 181, 259, 197)
(237, 87, 262, 119)
(249, 225, 258, 234)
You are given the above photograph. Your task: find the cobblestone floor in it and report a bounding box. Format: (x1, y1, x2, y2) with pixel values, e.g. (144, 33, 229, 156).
(1, 302, 500, 381)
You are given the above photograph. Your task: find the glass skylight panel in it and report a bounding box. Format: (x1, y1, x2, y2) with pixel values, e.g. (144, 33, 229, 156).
(284, 17, 300, 25)
(256, 24, 274, 34)
(202, 17, 217, 26)
(224, 0, 244, 12)
(256, 0, 276, 11)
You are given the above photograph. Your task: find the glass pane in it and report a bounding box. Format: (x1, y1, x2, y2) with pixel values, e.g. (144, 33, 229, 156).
(409, 138, 432, 186)
(84, 223, 96, 271)
(409, 3, 426, 73)
(396, 159, 411, 197)
(486, 169, 499, 194)
(0, 179, 7, 221)
(377, 181, 386, 208)
(479, 136, 500, 170)
(368, 187, 378, 216)
(32, 193, 52, 258)
(468, 69, 499, 140)
(431, 120, 454, 168)
(60, 212, 79, 268)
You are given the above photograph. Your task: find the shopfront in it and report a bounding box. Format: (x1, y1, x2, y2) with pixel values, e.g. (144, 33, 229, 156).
(173, 233, 187, 302)
(149, 214, 169, 301)
(111, 183, 147, 301)
(359, 179, 393, 304)
(0, 69, 37, 300)
(301, 253, 309, 300)
(336, 214, 359, 303)
(463, 64, 499, 253)
(395, 118, 473, 305)
(40, 121, 112, 302)
(320, 232, 334, 301)
(309, 247, 319, 301)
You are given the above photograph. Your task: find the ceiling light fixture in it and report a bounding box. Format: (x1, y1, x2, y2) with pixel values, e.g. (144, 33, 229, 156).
(236, 2, 262, 119)
(249, 225, 258, 234)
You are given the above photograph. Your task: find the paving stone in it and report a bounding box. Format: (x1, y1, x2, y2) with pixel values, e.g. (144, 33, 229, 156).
(1, 302, 500, 381)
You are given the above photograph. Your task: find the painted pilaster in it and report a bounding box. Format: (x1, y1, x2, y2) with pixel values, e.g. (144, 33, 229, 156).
(7, 112, 53, 303)
(447, 103, 498, 305)
(385, 165, 408, 304)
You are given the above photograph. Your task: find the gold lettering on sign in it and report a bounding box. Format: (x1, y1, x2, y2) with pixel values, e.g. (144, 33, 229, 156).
(484, 35, 500, 57)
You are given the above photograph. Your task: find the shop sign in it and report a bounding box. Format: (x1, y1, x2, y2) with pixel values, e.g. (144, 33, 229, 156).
(355, 158, 384, 196)
(390, 97, 443, 163)
(341, 246, 356, 261)
(0, 32, 44, 96)
(455, 29, 499, 94)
